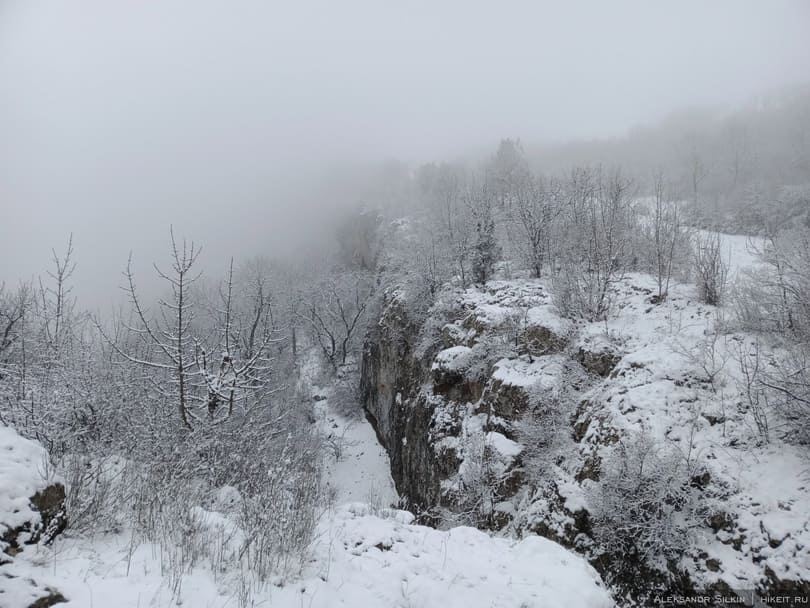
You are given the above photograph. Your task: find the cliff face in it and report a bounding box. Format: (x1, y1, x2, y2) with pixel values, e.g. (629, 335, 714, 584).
(360, 294, 443, 516)
(360, 282, 573, 526)
(360, 276, 810, 604)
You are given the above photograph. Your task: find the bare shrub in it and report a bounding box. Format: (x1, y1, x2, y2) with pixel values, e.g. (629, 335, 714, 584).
(693, 232, 728, 306)
(60, 454, 135, 534)
(121, 414, 323, 604)
(642, 172, 691, 302)
(299, 271, 373, 372)
(733, 338, 770, 442)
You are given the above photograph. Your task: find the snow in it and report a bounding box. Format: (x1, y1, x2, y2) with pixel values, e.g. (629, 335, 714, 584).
(492, 355, 565, 390)
(0, 413, 610, 608)
(3, 504, 611, 608)
(707, 445, 810, 586)
(486, 431, 522, 458)
(568, 266, 810, 588)
(302, 353, 399, 508)
(433, 345, 474, 373)
(697, 229, 765, 279)
(322, 409, 400, 507)
(457, 280, 553, 330)
(527, 304, 572, 335)
(10, 230, 799, 604)
(0, 342, 614, 606)
(413, 243, 810, 593)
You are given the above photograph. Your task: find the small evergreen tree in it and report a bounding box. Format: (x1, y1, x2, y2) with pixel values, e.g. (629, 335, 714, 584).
(472, 214, 500, 285)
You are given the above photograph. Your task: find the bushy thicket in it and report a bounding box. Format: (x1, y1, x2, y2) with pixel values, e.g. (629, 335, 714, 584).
(588, 432, 709, 573)
(405, 144, 699, 323)
(0, 235, 326, 605)
(733, 224, 810, 444)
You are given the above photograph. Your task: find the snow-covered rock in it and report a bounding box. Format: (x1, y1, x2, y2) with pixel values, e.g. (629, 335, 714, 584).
(0, 425, 68, 607)
(0, 425, 65, 556)
(362, 271, 810, 603)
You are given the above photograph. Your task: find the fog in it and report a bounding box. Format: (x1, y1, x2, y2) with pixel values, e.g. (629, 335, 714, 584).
(1, 0, 809, 307)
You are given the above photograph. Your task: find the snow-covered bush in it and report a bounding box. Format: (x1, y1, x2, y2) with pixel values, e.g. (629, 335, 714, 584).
(60, 454, 134, 534)
(453, 428, 496, 527)
(588, 431, 708, 573)
(124, 412, 323, 594)
(514, 375, 579, 484)
(693, 231, 729, 306)
(732, 227, 810, 443)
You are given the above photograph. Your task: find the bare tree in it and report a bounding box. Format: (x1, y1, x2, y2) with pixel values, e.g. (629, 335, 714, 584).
(690, 148, 707, 210)
(553, 168, 635, 320)
(739, 228, 810, 339)
(733, 227, 810, 443)
(99, 228, 201, 429)
(508, 176, 564, 278)
(194, 259, 284, 420)
(438, 167, 475, 287)
(299, 271, 373, 371)
(0, 282, 30, 362)
(646, 172, 688, 302)
(35, 235, 77, 357)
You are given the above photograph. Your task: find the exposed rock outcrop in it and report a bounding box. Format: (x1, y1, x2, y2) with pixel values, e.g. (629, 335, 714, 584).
(361, 282, 571, 525)
(361, 275, 810, 606)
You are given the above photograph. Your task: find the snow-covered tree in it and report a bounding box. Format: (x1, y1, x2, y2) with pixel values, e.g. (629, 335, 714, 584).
(472, 212, 500, 286)
(644, 171, 690, 302)
(553, 168, 636, 320)
(507, 175, 564, 278)
(299, 270, 373, 372)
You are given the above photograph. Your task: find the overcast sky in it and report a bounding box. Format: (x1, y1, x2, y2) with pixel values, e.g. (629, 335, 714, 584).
(1, 0, 809, 306)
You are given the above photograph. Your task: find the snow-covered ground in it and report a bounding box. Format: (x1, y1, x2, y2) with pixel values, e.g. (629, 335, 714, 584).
(300, 355, 398, 507)
(4, 502, 611, 608)
(0, 352, 611, 607)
